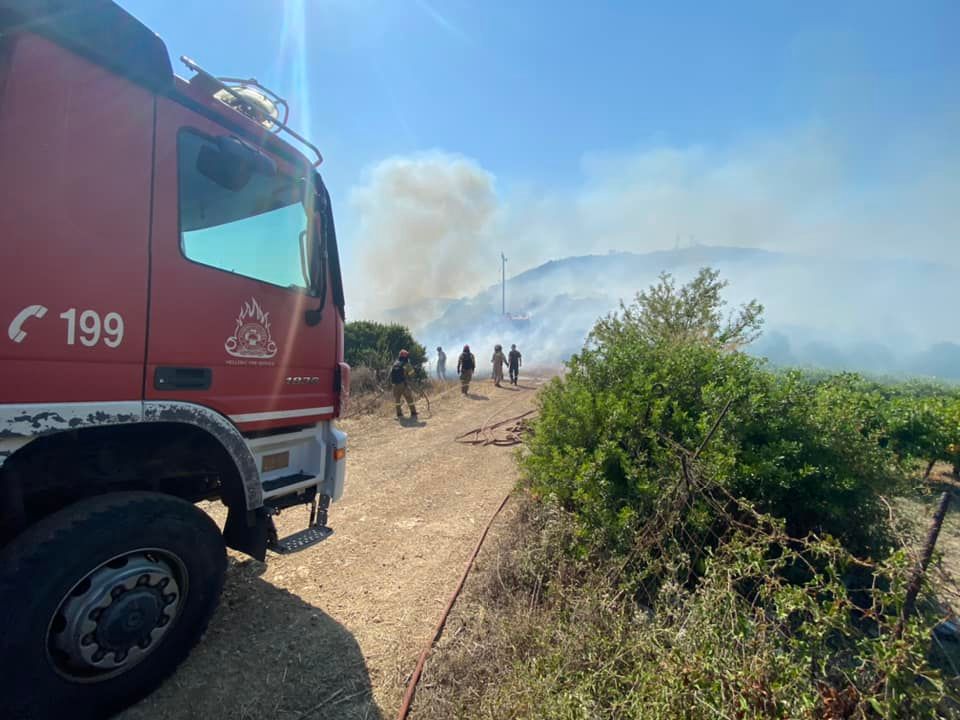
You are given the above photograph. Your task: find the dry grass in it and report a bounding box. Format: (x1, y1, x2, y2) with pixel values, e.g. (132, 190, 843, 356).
(409, 493, 578, 720)
(411, 465, 960, 720)
(893, 464, 960, 611)
(345, 375, 467, 420)
(894, 463, 960, 691)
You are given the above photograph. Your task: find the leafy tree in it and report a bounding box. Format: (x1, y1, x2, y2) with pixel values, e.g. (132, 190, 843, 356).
(344, 320, 427, 380)
(590, 267, 764, 352)
(523, 268, 905, 555)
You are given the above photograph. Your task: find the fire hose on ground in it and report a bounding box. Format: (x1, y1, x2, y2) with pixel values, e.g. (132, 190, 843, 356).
(413, 381, 432, 416)
(454, 410, 535, 447)
(395, 408, 535, 719)
(395, 492, 512, 720)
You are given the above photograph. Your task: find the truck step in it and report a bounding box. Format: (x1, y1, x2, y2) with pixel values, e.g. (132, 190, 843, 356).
(262, 472, 313, 494)
(270, 525, 333, 554)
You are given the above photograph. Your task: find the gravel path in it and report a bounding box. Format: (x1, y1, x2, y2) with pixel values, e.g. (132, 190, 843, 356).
(119, 376, 542, 720)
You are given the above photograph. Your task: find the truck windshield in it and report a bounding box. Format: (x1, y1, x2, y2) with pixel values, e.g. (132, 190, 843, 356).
(178, 130, 312, 291)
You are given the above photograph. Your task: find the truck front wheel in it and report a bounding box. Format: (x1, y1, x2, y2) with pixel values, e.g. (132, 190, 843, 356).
(0, 492, 227, 720)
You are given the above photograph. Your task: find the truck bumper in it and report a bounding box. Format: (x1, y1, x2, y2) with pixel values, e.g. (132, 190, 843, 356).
(245, 421, 347, 505)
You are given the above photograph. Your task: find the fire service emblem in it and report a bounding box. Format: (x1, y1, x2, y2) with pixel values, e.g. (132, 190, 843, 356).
(225, 298, 278, 359)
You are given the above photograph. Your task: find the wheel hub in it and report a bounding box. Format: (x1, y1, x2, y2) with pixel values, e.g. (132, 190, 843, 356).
(48, 551, 185, 681)
(95, 586, 164, 653)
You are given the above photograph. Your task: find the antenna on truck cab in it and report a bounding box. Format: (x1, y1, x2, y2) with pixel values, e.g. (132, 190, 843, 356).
(180, 56, 323, 167)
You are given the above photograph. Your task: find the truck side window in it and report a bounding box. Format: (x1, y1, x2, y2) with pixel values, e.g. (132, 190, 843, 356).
(178, 130, 311, 291)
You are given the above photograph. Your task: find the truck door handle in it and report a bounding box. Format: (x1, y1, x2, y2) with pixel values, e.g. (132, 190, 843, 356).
(154, 367, 212, 391)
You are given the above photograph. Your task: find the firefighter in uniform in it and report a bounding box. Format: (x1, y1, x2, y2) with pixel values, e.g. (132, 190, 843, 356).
(390, 349, 418, 418)
(457, 344, 476, 395)
(491, 344, 507, 387)
(508, 344, 522, 385)
(436, 346, 447, 380)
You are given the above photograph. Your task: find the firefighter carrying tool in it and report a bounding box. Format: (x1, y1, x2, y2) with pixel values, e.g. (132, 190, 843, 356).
(391, 350, 418, 418)
(457, 344, 476, 395)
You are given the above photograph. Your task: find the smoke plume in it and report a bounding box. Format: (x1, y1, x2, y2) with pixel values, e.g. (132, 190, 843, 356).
(350, 153, 497, 318)
(344, 122, 959, 379)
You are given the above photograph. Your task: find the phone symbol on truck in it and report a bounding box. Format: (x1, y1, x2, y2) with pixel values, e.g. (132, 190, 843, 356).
(8, 305, 48, 343)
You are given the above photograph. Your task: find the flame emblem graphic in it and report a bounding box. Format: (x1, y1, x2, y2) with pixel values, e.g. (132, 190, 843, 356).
(225, 298, 278, 359)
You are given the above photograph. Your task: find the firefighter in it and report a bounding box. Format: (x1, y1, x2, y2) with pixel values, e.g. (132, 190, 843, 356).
(508, 344, 522, 385)
(390, 349, 418, 418)
(457, 344, 476, 395)
(436, 346, 447, 380)
(491, 344, 507, 387)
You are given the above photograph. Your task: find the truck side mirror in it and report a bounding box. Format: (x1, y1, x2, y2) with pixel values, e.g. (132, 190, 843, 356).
(217, 136, 278, 178)
(196, 136, 277, 191)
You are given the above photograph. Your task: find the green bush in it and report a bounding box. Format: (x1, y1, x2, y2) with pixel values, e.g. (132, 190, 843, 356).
(523, 269, 906, 556)
(880, 384, 960, 475)
(414, 270, 957, 720)
(344, 320, 426, 381)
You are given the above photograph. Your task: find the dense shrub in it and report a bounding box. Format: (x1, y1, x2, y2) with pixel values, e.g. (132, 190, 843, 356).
(789, 374, 960, 475)
(881, 384, 960, 475)
(523, 269, 913, 556)
(414, 270, 958, 719)
(344, 320, 426, 381)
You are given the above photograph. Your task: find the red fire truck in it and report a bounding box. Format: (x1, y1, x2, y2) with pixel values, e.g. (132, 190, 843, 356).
(0, 1, 350, 717)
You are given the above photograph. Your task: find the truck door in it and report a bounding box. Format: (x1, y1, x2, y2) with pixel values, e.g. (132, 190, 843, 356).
(145, 97, 338, 431)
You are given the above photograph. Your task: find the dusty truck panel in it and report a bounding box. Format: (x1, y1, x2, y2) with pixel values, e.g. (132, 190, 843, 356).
(0, 402, 144, 439)
(0, 2, 349, 717)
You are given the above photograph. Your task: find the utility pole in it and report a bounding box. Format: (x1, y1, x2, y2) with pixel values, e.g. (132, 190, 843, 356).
(500, 251, 507, 316)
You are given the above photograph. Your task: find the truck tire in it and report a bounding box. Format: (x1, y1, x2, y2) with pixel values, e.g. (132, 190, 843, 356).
(0, 492, 227, 720)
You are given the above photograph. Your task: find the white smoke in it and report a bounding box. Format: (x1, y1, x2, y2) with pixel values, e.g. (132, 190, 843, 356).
(343, 122, 960, 375)
(349, 153, 497, 319)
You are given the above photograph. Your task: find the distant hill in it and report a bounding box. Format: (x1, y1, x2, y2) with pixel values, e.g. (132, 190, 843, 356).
(508, 246, 780, 290)
(460, 246, 778, 309)
(378, 244, 958, 380)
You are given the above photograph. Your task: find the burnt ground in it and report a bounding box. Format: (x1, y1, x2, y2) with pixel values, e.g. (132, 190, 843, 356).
(117, 376, 544, 720)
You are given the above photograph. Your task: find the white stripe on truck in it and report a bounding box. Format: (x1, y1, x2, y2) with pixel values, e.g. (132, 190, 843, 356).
(229, 406, 335, 424)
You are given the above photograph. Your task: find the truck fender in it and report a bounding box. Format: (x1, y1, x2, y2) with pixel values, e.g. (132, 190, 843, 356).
(0, 401, 144, 471)
(0, 401, 263, 511)
(143, 401, 263, 510)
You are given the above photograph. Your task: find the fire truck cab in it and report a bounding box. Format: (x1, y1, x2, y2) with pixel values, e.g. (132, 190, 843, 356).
(0, 1, 349, 716)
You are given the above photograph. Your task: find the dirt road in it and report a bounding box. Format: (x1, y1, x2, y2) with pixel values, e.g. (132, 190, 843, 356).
(119, 377, 542, 720)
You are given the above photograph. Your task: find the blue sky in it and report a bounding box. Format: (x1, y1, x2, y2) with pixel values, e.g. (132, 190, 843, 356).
(121, 0, 959, 314)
